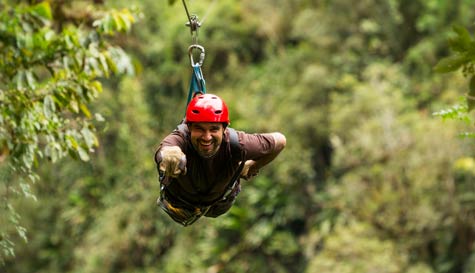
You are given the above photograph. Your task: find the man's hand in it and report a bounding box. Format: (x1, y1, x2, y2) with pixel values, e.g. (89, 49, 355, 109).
(239, 132, 286, 181)
(158, 146, 187, 178)
(240, 160, 259, 180)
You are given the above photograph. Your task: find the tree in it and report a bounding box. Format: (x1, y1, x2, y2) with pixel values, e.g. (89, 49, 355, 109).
(434, 25, 475, 136)
(0, 0, 137, 263)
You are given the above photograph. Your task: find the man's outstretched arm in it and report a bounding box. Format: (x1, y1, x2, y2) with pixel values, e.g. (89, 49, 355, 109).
(241, 132, 286, 179)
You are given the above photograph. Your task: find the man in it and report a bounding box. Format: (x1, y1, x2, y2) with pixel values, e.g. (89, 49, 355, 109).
(154, 93, 286, 226)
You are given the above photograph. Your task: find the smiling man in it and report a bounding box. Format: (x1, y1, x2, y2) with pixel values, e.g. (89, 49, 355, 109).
(154, 94, 286, 226)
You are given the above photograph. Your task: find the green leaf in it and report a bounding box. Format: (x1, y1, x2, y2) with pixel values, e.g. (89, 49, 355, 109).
(14, 70, 26, 90)
(25, 70, 36, 89)
(434, 54, 468, 73)
(16, 225, 28, 243)
(45, 142, 60, 163)
(112, 13, 123, 31)
(81, 126, 98, 148)
(43, 95, 55, 119)
(30, 2, 52, 20)
(118, 13, 132, 31)
(98, 54, 109, 77)
(65, 135, 79, 150)
(79, 102, 91, 118)
(98, 14, 114, 34)
(104, 52, 118, 74)
(69, 99, 79, 113)
(94, 113, 105, 122)
(19, 182, 36, 202)
(450, 25, 472, 52)
(77, 146, 90, 161)
(90, 80, 103, 94)
(468, 76, 475, 111)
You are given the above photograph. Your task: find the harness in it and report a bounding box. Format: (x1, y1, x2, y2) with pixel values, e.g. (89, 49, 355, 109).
(158, 124, 245, 226)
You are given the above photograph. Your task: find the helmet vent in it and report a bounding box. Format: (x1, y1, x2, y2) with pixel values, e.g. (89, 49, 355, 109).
(215, 110, 222, 114)
(192, 110, 200, 114)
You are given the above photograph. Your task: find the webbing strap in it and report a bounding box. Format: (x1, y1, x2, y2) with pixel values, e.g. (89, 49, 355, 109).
(159, 126, 244, 226)
(185, 64, 206, 109)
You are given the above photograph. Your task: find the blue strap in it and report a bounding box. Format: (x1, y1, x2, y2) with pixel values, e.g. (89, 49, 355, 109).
(186, 64, 206, 108)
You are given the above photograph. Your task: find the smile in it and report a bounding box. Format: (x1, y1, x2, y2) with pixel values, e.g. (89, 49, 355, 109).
(199, 142, 213, 149)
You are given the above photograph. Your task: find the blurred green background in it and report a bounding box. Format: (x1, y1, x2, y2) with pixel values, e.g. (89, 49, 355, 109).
(2, 0, 475, 272)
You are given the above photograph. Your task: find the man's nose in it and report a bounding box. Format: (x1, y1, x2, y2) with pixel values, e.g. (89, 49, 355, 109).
(202, 131, 212, 140)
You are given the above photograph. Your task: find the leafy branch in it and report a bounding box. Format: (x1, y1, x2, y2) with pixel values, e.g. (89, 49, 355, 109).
(434, 25, 475, 133)
(0, 1, 139, 264)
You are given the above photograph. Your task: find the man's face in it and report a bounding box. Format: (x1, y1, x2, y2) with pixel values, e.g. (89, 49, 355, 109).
(189, 122, 224, 158)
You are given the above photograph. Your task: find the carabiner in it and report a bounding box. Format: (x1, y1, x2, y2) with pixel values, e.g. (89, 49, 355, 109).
(188, 44, 205, 67)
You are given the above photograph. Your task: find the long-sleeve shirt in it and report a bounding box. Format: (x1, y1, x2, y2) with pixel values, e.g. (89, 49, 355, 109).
(155, 125, 277, 205)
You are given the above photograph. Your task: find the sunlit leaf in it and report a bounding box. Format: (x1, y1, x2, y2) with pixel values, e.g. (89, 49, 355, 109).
(15, 225, 28, 243)
(90, 80, 103, 94)
(79, 102, 92, 118)
(98, 54, 109, 77)
(65, 135, 79, 149)
(112, 13, 122, 31)
(29, 2, 52, 20)
(94, 113, 105, 122)
(77, 146, 90, 161)
(81, 126, 98, 148)
(104, 52, 118, 74)
(25, 70, 36, 89)
(69, 98, 79, 113)
(14, 70, 26, 89)
(434, 54, 468, 73)
(118, 13, 132, 31)
(43, 95, 55, 119)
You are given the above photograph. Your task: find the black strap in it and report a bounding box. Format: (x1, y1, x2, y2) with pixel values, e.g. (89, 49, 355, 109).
(219, 127, 245, 201)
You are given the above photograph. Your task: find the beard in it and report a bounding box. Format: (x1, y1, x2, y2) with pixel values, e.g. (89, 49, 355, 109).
(192, 139, 221, 158)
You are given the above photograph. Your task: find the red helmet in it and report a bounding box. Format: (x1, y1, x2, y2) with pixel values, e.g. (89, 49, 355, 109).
(185, 94, 230, 125)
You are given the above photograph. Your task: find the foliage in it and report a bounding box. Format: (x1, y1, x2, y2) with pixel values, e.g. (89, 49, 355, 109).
(434, 25, 475, 134)
(2, 0, 475, 273)
(0, 0, 137, 264)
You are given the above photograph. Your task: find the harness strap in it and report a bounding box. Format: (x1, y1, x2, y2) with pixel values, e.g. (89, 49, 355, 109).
(159, 125, 245, 226)
(221, 127, 245, 199)
(185, 64, 206, 112)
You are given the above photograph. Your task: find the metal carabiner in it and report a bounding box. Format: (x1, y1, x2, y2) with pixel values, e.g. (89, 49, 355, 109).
(188, 44, 205, 67)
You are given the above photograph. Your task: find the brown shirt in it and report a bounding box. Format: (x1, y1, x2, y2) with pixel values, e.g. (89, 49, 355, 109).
(156, 126, 276, 205)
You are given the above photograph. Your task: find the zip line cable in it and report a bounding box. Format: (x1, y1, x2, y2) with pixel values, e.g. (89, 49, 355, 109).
(181, 0, 192, 25)
(181, 0, 218, 42)
(199, 0, 218, 25)
(182, 0, 200, 44)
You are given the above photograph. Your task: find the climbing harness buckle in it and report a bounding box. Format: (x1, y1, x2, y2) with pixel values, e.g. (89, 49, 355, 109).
(188, 44, 205, 67)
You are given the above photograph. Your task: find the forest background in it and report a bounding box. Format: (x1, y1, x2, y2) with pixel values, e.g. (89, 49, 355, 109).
(1, 0, 475, 273)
